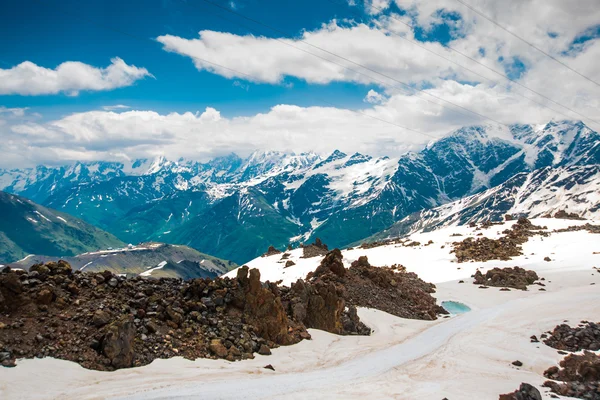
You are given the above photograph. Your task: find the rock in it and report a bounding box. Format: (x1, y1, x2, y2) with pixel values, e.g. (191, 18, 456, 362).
(258, 344, 271, 355)
(262, 246, 282, 257)
(473, 267, 539, 290)
(530, 335, 539, 343)
(544, 256, 551, 262)
(92, 310, 111, 328)
(543, 321, 600, 352)
(102, 316, 135, 369)
(264, 364, 275, 371)
(209, 339, 228, 357)
(499, 383, 542, 400)
(284, 260, 296, 268)
(146, 320, 159, 334)
(512, 360, 523, 367)
(108, 278, 118, 288)
(36, 289, 54, 305)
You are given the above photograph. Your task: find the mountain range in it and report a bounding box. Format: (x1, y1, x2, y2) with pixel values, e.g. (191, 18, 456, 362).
(1, 120, 598, 264)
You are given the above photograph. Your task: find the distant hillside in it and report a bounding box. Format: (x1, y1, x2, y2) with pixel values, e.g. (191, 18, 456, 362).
(8, 242, 237, 279)
(0, 191, 124, 264)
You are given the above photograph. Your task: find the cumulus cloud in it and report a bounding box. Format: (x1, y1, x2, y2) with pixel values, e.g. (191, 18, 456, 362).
(3, 78, 590, 168)
(364, 89, 386, 104)
(0, 58, 152, 96)
(156, 23, 468, 86)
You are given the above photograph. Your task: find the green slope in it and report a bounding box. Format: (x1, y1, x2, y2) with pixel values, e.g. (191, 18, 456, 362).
(167, 189, 300, 264)
(0, 191, 124, 264)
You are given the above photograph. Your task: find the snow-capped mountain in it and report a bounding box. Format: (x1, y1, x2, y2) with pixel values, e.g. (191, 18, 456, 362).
(1, 120, 598, 263)
(365, 165, 600, 242)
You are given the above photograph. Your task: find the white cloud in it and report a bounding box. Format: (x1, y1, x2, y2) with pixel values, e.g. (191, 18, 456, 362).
(102, 104, 131, 111)
(0, 106, 29, 117)
(364, 89, 386, 104)
(156, 22, 467, 86)
(0, 58, 152, 96)
(3, 78, 592, 168)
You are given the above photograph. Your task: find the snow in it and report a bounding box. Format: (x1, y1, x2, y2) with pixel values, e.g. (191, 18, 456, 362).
(34, 211, 52, 223)
(79, 262, 93, 271)
(2, 217, 599, 399)
(140, 261, 168, 277)
(26, 217, 38, 224)
(229, 218, 596, 286)
(56, 216, 68, 223)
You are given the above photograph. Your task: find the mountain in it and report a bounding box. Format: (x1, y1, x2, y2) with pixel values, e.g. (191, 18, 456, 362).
(363, 165, 600, 242)
(7, 242, 237, 280)
(1, 120, 598, 263)
(0, 191, 124, 264)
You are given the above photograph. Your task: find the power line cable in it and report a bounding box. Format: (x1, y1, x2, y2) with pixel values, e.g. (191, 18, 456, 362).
(193, 0, 511, 126)
(327, 0, 600, 128)
(453, 0, 600, 88)
(29, 0, 433, 139)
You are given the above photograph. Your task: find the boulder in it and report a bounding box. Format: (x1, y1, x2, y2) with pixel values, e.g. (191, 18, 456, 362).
(102, 316, 135, 369)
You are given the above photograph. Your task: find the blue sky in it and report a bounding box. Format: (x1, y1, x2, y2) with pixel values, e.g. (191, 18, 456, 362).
(1, 0, 390, 119)
(0, 0, 599, 167)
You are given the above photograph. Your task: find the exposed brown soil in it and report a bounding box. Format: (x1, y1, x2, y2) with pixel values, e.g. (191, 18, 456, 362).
(452, 217, 548, 263)
(472, 267, 540, 290)
(543, 351, 600, 399)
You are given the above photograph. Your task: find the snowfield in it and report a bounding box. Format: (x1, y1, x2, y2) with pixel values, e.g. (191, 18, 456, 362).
(1, 218, 599, 399)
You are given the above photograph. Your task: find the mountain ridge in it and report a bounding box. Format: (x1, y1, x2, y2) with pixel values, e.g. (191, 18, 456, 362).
(2, 119, 598, 263)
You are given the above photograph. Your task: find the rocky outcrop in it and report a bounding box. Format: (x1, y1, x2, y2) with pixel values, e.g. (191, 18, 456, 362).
(498, 383, 542, 400)
(302, 250, 444, 322)
(235, 266, 301, 345)
(543, 321, 600, 352)
(452, 217, 547, 262)
(0, 261, 308, 371)
(262, 246, 282, 257)
(284, 279, 346, 334)
(473, 267, 539, 290)
(543, 351, 600, 399)
(301, 238, 329, 258)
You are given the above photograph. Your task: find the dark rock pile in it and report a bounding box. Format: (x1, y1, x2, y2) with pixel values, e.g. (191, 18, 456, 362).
(554, 223, 600, 234)
(262, 246, 282, 257)
(549, 210, 585, 220)
(472, 267, 540, 290)
(301, 238, 329, 258)
(498, 383, 542, 400)
(0, 261, 308, 370)
(305, 250, 446, 321)
(543, 321, 600, 352)
(543, 351, 600, 399)
(452, 217, 547, 262)
(0, 251, 448, 371)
